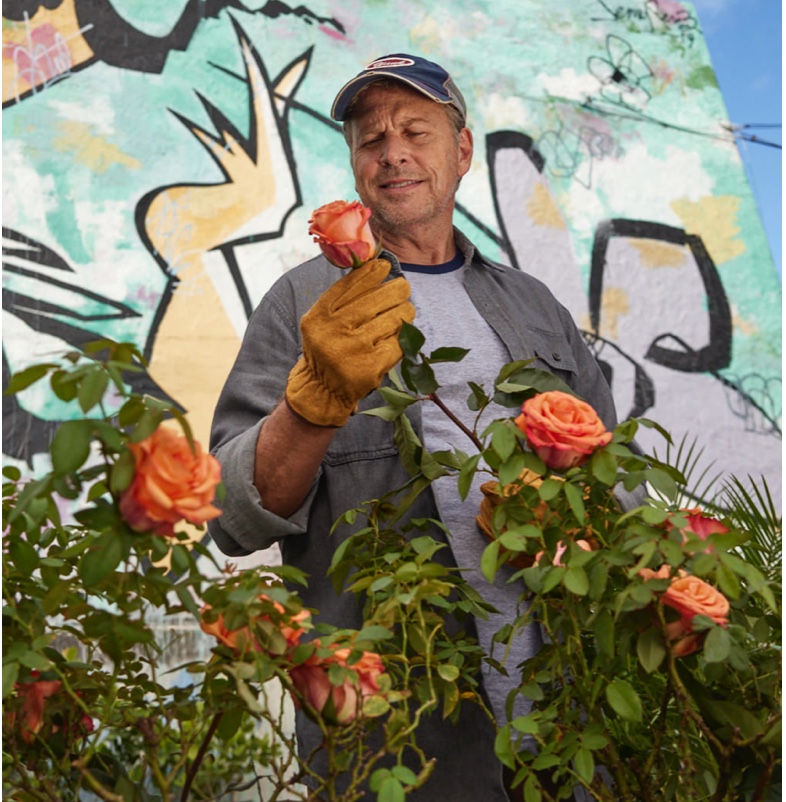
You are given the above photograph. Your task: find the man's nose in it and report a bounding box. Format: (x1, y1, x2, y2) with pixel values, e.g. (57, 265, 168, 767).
(380, 136, 409, 166)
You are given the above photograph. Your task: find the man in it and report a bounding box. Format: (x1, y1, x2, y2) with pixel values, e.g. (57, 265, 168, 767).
(208, 53, 616, 801)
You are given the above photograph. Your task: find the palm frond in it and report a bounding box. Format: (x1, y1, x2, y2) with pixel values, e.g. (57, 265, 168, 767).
(652, 434, 723, 507)
(719, 475, 782, 582)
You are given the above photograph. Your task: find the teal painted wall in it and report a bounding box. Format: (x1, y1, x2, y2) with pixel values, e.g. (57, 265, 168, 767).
(3, 0, 781, 508)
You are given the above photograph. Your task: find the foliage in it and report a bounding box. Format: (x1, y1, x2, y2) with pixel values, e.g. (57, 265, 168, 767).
(2, 334, 781, 801)
(1, 342, 481, 801)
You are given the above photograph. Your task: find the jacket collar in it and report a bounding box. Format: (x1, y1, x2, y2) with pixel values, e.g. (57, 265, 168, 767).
(382, 227, 505, 276)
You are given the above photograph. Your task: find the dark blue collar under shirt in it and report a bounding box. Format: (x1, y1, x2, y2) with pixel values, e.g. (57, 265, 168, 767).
(400, 252, 464, 274)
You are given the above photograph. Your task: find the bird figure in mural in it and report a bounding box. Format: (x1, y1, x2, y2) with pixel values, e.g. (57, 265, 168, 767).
(136, 18, 309, 449)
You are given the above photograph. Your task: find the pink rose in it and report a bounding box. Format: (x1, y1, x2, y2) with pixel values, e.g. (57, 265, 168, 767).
(668, 508, 728, 553)
(289, 642, 386, 725)
(308, 200, 378, 268)
(515, 391, 612, 472)
(118, 426, 222, 537)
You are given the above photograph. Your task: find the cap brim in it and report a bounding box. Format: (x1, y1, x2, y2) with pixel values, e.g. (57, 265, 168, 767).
(331, 72, 456, 121)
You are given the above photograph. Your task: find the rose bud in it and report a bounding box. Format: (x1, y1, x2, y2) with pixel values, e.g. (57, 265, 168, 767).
(308, 200, 378, 269)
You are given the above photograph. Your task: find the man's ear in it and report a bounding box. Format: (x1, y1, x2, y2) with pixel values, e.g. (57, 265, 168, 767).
(457, 127, 474, 178)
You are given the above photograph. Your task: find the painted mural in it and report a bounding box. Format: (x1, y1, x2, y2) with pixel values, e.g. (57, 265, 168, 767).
(3, 0, 782, 541)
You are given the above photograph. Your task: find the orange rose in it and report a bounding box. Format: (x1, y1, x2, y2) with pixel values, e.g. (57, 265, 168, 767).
(308, 200, 378, 268)
(515, 391, 612, 472)
(289, 642, 386, 725)
(200, 595, 311, 654)
(119, 426, 222, 537)
(663, 575, 729, 629)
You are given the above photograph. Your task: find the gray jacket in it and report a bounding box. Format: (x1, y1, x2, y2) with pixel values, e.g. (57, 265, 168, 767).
(208, 232, 615, 800)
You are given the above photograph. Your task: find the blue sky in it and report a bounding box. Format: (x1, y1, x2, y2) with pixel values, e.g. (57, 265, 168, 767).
(692, 0, 782, 278)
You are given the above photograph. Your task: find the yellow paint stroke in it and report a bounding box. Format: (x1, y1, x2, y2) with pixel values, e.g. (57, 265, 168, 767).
(145, 43, 306, 448)
(731, 306, 758, 337)
(671, 196, 746, 265)
(629, 238, 687, 268)
(598, 286, 630, 341)
(528, 182, 567, 229)
(53, 120, 142, 173)
(3, 0, 94, 105)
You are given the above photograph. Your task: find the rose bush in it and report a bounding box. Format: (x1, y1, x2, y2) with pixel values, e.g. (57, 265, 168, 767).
(308, 199, 378, 268)
(362, 321, 781, 801)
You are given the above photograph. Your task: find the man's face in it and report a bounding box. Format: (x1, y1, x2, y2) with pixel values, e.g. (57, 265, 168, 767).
(347, 83, 473, 238)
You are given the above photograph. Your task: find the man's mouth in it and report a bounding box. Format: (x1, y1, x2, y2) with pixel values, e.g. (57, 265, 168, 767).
(380, 179, 421, 190)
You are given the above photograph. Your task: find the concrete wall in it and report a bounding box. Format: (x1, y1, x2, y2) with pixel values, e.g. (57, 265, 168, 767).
(3, 0, 781, 511)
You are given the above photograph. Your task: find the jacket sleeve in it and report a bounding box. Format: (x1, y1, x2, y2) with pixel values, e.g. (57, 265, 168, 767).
(207, 277, 320, 556)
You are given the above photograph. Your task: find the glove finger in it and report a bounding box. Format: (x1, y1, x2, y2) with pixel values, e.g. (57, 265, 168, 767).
(325, 259, 393, 314)
(341, 278, 414, 325)
(353, 301, 416, 345)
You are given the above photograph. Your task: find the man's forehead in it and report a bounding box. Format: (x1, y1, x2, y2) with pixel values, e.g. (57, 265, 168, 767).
(352, 84, 448, 124)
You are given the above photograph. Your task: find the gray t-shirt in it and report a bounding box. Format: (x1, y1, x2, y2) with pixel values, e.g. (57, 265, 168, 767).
(404, 259, 543, 727)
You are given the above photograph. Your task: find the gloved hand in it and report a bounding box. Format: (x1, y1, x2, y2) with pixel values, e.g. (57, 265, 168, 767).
(286, 258, 416, 427)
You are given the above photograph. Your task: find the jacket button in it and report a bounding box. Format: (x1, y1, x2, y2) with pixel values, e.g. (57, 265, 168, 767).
(552, 352, 562, 361)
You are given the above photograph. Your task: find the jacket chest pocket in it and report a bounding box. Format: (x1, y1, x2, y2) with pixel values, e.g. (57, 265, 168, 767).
(525, 328, 579, 382)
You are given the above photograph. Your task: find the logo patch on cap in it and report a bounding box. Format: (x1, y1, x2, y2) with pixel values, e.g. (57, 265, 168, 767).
(364, 57, 415, 70)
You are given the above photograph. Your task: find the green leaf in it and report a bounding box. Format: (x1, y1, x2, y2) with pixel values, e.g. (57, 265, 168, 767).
(429, 346, 469, 363)
(79, 532, 124, 587)
(129, 409, 164, 443)
(457, 453, 481, 501)
(593, 608, 614, 657)
(564, 566, 589, 596)
(636, 628, 666, 673)
(377, 776, 405, 802)
(77, 367, 109, 413)
(398, 322, 426, 359)
(357, 625, 394, 642)
(50, 420, 94, 475)
(2, 662, 19, 698)
(573, 747, 595, 784)
(590, 449, 617, 486)
(481, 540, 501, 583)
(110, 448, 136, 495)
(645, 467, 678, 501)
(491, 423, 517, 462)
(8, 537, 39, 575)
(538, 478, 562, 502)
(563, 483, 586, 524)
(391, 766, 418, 786)
(4, 363, 56, 395)
(377, 386, 418, 408)
(405, 362, 438, 395)
(494, 725, 516, 769)
(216, 706, 244, 742)
(605, 679, 642, 722)
(703, 626, 731, 663)
(437, 664, 460, 682)
(498, 453, 527, 487)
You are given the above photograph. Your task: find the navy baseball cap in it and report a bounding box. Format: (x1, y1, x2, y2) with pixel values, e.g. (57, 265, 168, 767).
(331, 53, 467, 124)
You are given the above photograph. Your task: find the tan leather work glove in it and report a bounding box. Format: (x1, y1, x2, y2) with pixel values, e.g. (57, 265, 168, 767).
(286, 258, 416, 427)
